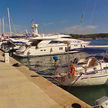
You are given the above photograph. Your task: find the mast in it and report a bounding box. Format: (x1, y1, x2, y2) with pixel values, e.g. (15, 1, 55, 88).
(7, 8, 12, 36)
(2, 18, 5, 36)
(0, 18, 1, 35)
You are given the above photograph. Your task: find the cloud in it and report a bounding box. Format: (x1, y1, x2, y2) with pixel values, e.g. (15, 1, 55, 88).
(61, 25, 97, 34)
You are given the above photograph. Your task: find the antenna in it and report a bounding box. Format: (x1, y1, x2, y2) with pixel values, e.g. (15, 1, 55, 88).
(31, 19, 34, 25)
(2, 18, 5, 36)
(0, 18, 1, 35)
(7, 8, 12, 36)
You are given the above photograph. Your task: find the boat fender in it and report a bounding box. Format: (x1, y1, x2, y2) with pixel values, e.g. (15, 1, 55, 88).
(70, 65, 76, 76)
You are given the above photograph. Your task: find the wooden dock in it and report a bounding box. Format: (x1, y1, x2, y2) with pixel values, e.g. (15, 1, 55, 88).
(0, 51, 92, 108)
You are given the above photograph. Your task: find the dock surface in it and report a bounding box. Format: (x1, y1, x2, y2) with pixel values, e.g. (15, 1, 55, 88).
(0, 51, 92, 108)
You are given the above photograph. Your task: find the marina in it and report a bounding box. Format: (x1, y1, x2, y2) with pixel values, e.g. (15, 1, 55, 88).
(0, 0, 108, 107)
(1, 32, 108, 107)
(0, 12, 108, 107)
(13, 39, 108, 106)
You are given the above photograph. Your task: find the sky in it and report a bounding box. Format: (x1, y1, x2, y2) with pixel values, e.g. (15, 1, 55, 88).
(0, 0, 108, 34)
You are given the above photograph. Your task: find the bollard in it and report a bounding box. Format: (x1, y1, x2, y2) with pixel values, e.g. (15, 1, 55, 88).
(4, 52, 9, 63)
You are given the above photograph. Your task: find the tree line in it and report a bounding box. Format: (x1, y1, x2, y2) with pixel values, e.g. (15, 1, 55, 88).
(69, 33, 108, 39)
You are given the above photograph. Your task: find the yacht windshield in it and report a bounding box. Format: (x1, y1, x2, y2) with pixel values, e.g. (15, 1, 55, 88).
(61, 37, 72, 38)
(19, 46, 26, 50)
(49, 41, 64, 44)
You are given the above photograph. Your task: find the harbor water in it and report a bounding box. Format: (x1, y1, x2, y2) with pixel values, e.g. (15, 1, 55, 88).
(14, 39, 108, 105)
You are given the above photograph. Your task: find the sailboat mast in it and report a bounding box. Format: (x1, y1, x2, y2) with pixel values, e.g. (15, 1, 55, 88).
(0, 18, 1, 35)
(7, 8, 12, 36)
(2, 18, 5, 36)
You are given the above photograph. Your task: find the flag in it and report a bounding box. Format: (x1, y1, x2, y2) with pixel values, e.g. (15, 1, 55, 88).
(80, 12, 84, 23)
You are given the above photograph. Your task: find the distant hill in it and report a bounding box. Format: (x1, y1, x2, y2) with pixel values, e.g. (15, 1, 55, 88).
(69, 33, 108, 39)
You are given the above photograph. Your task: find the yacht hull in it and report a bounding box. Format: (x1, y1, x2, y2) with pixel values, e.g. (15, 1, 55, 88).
(57, 73, 108, 86)
(14, 42, 89, 57)
(14, 50, 79, 58)
(14, 35, 90, 57)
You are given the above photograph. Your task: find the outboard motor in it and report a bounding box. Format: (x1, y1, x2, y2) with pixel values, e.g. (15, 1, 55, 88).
(94, 96, 108, 108)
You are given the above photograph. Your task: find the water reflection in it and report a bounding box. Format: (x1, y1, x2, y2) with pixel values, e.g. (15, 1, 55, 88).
(62, 85, 108, 105)
(15, 52, 89, 74)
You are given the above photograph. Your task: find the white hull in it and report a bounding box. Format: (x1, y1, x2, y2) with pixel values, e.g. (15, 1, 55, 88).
(15, 42, 89, 57)
(58, 73, 108, 86)
(14, 34, 90, 57)
(54, 57, 108, 86)
(14, 50, 78, 57)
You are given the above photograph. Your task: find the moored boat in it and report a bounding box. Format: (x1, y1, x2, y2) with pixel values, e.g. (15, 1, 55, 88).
(14, 34, 90, 57)
(52, 55, 108, 86)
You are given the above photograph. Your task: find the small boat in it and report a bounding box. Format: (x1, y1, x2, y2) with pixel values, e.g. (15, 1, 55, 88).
(53, 55, 108, 86)
(94, 96, 108, 108)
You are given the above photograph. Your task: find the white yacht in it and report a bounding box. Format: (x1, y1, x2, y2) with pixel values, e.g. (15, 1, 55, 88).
(14, 34, 90, 57)
(0, 35, 30, 52)
(53, 55, 108, 86)
(14, 22, 90, 57)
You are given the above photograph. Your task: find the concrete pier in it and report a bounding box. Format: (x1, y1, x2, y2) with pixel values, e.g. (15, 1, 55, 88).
(0, 51, 92, 108)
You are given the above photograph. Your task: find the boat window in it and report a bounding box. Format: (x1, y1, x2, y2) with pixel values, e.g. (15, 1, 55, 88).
(31, 40, 42, 47)
(10, 36, 26, 38)
(74, 45, 78, 46)
(44, 49, 46, 51)
(61, 37, 72, 38)
(104, 67, 108, 69)
(59, 47, 63, 50)
(49, 41, 64, 44)
(40, 50, 43, 51)
(31, 42, 37, 46)
(77, 62, 86, 65)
